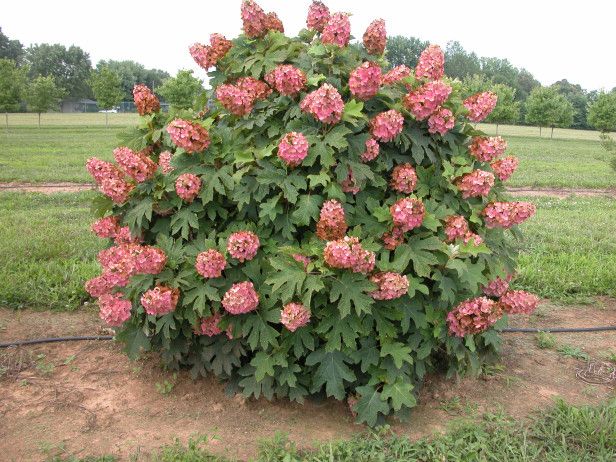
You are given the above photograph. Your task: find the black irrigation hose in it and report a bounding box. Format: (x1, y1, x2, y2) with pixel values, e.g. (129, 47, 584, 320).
(1, 326, 615, 349)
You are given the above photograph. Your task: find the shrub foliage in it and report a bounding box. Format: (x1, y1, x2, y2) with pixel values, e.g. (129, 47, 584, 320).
(86, 0, 537, 426)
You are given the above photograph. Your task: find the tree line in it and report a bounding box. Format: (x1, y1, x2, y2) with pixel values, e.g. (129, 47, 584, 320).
(1, 27, 615, 133)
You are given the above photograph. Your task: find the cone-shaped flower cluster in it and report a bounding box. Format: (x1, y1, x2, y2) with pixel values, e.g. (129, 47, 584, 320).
(491, 156, 519, 181)
(428, 107, 455, 135)
(483, 201, 536, 228)
(167, 119, 210, 153)
(444, 215, 469, 242)
(316, 199, 347, 240)
(469, 136, 507, 162)
(382, 65, 412, 86)
(197, 312, 224, 336)
(482, 274, 513, 298)
(175, 173, 201, 202)
(300, 83, 344, 124)
(241, 0, 283, 37)
(98, 293, 132, 326)
(360, 138, 380, 162)
(447, 297, 503, 337)
(113, 147, 157, 183)
(464, 92, 498, 122)
(217, 77, 271, 116)
(306, 1, 330, 32)
(369, 272, 409, 300)
(363, 19, 386, 55)
(278, 132, 309, 167)
(265, 65, 307, 96)
(390, 197, 425, 231)
(456, 169, 495, 199)
(222, 281, 259, 314)
(500, 290, 539, 315)
(390, 163, 417, 194)
(404, 81, 452, 120)
(91, 216, 120, 238)
(158, 151, 174, 174)
(324, 236, 375, 274)
(133, 84, 160, 116)
(190, 34, 233, 70)
(141, 285, 180, 316)
(227, 231, 260, 262)
(321, 12, 351, 47)
(349, 62, 382, 100)
(370, 110, 404, 142)
(415, 44, 444, 81)
(196, 249, 227, 279)
(86, 158, 134, 204)
(281, 302, 311, 332)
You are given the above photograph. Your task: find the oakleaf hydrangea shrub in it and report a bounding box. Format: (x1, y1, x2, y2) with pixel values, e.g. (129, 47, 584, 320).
(86, 0, 539, 426)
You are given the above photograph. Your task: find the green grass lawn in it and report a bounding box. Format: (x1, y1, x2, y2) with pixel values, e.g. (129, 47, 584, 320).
(0, 192, 102, 310)
(1, 116, 614, 188)
(0, 192, 614, 310)
(514, 195, 616, 302)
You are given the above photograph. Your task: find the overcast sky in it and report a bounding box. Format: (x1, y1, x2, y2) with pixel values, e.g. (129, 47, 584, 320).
(3, 0, 615, 91)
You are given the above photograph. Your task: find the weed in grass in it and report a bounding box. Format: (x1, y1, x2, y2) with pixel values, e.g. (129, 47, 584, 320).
(601, 350, 616, 363)
(557, 344, 590, 361)
(63, 355, 76, 365)
(35, 354, 55, 375)
(155, 373, 178, 396)
(482, 363, 506, 376)
(536, 331, 557, 349)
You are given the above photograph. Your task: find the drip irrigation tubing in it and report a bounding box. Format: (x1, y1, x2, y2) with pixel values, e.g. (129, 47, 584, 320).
(0, 326, 614, 348)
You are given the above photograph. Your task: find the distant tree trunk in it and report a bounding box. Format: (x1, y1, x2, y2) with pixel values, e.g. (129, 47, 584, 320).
(551, 126, 554, 139)
(38, 112, 41, 128)
(4, 112, 8, 129)
(539, 126, 542, 137)
(495, 123, 499, 135)
(105, 112, 109, 128)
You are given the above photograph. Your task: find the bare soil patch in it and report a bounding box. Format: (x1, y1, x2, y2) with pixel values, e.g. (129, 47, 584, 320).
(506, 187, 616, 198)
(0, 301, 615, 461)
(0, 182, 94, 194)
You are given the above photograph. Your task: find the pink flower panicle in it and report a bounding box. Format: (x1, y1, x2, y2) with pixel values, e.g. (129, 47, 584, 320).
(415, 44, 445, 81)
(500, 290, 539, 315)
(158, 151, 174, 174)
(196, 312, 223, 336)
(464, 92, 498, 122)
(370, 109, 404, 142)
(196, 249, 227, 278)
(96, 245, 166, 289)
(316, 199, 348, 240)
(390, 163, 417, 194)
(133, 84, 160, 116)
(323, 236, 375, 274)
(241, 0, 268, 38)
(403, 81, 452, 121)
(92, 216, 120, 239)
(264, 12, 284, 33)
(340, 167, 360, 195)
(85, 274, 116, 298)
(469, 136, 507, 162)
(491, 156, 519, 181)
(98, 293, 132, 327)
(300, 83, 344, 124)
(113, 226, 141, 245)
(222, 281, 260, 314)
(166, 119, 210, 153)
(447, 297, 503, 337)
(321, 12, 351, 47)
(382, 226, 405, 250)
(360, 138, 380, 162)
(482, 274, 513, 298)
(189, 34, 233, 70)
(113, 147, 157, 183)
(227, 231, 260, 262)
(280, 302, 311, 332)
(141, 285, 179, 316)
(236, 76, 272, 101)
(278, 132, 309, 168)
(265, 65, 307, 96)
(363, 19, 386, 55)
(456, 170, 495, 199)
(463, 232, 483, 246)
(482, 201, 536, 229)
(444, 215, 469, 242)
(428, 107, 455, 135)
(86, 157, 121, 184)
(381, 65, 412, 86)
(306, 1, 330, 32)
(349, 61, 382, 100)
(369, 272, 409, 300)
(216, 84, 255, 116)
(292, 253, 312, 270)
(134, 246, 167, 274)
(390, 197, 425, 232)
(175, 173, 202, 203)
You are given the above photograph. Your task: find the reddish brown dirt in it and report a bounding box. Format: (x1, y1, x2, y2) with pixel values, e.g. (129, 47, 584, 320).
(2, 182, 615, 198)
(0, 301, 615, 461)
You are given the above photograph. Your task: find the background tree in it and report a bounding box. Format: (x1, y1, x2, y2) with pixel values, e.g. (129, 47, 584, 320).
(385, 36, 428, 69)
(26, 44, 92, 98)
(444, 41, 481, 80)
(0, 58, 28, 128)
(485, 84, 520, 134)
(551, 79, 589, 129)
(0, 28, 24, 64)
(157, 70, 204, 110)
(89, 66, 124, 127)
(96, 60, 170, 100)
(525, 86, 574, 138)
(587, 91, 616, 132)
(461, 74, 493, 98)
(24, 75, 66, 127)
